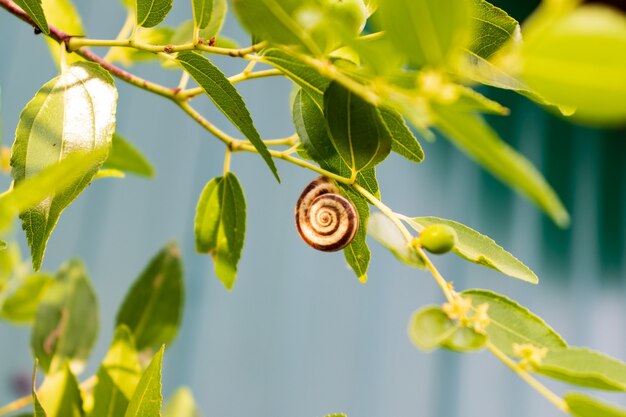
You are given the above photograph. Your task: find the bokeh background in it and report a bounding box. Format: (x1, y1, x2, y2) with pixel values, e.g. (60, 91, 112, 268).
(1, 1, 625, 416)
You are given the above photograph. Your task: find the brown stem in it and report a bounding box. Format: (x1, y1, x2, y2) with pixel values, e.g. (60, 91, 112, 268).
(0, 0, 177, 99)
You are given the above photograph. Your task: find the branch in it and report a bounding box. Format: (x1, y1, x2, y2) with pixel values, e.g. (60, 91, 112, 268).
(0, 0, 177, 99)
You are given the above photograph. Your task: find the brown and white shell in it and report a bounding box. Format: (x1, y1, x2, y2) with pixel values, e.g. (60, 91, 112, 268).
(295, 177, 359, 251)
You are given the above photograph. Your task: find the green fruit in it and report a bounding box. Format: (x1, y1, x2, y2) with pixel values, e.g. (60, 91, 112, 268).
(325, 0, 368, 36)
(419, 225, 457, 254)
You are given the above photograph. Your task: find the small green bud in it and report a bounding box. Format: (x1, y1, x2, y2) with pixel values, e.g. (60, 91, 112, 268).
(419, 225, 457, 254)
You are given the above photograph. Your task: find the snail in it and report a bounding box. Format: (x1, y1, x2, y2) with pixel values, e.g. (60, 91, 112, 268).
(295, 176, 359, 251)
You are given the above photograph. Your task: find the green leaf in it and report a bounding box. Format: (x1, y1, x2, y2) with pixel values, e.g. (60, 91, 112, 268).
(378, 108, 424, 164)
(368, 212, 424, 268)
(408, 306, 456, 351)
(461, 289, 567, 356)
(264, 48, 329, 107)
(442, 326, 487, 352)
(32, 362, 48, 417)
(13, 0, 49, 35)
(432, 106, 569, 228)
(163, 387, 201, 417)
(176, 52, 279, 181)
(340, 184, 371, 283)
(469, 0, 520, 60)
(204, 0, 227, 38)
(31, 260, 99, 375)
(378, 0, 472, 67)
(408, 216, 538, 283)
(324, 81, 392, 174)
(91, 326, 142, 417)
(232, 0, 315, 47)
(519, 6, 626, 125)
(193, 0, 213, 29)
(536, 347, 626, 391)
(565, 393, 626, 417)
(0, 150, 107, 232)
(10, 62, 117, 270)
(0, 242, 21, 289)
(136, 0, 173, 28)
(124, 346, 164, 417)
(42, 0, 84, 65)
(37, 363, 83, 417)
(324, 414, 347, 417)
(116, 242, 183, 353)
(108, 27, 175, 66)
(0, 273, 53, 325)
(194, 173, 246, 290)
(103, 133, 155, 178)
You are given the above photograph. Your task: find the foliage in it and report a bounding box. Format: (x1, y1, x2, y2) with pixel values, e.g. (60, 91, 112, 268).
(0, 0, 625, 416)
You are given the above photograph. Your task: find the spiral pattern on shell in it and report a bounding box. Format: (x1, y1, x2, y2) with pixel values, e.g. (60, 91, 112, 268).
(295, 177, 359, 252)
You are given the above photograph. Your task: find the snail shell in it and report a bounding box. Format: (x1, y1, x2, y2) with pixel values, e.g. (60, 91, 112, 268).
(295, 177, 359, 251)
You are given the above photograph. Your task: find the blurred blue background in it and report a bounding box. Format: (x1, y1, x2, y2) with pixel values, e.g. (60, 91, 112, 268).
(1, 1, 625, 416)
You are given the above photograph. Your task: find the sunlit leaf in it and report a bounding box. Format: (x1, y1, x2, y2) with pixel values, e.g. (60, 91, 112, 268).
(378, 0, 472, 67)
(0, 273, 53, 325)
(124, 346, 164, 417)
(91, 326, 142, 417)
(378, 108, 424, 163)
(163, 387, 201, 417)
(469, 0, 520, 60)
(565, 392, 626, 417)
(37, 363, 83, 417)
(193, 0, 213, 29)
(42, 0, 84, 65)
(10, 62, 117, 270)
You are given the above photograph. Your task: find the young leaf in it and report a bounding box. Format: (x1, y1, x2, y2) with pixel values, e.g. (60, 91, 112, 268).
(37, 363, 84, 417)
(442, 326, 487, 352)
(462, 289, 567, 356)
(431, 106, 570, 228)
(324, 82, 392, 174)
(193, 0, 213, 29)
(194, 173, 246, 290)
(10, 62, 117, 270)
(103, 133, 155, 178)
(378, 0, 472, 67)
(90, 326, 142, 417)
(136, 0, 173, 28)
(13, 0, 49, 35)
(0, 150, 107, 232)
(42, 0, 84, 65)
(176, 52, 279, 181)
(232, 0, 315, 48)
(0, 273, 53, 325)
(378, 108, 424, 164)
(116, 242, 183, 353)
(408, 306, 456, 351)
(536, 347, 626, 391)
(408, 216, 538, 284)
(31, 260, 99, 375)
(124, 346, 164, 417)
(340, 185, 371, 283)
(519, 6, 626, 125)
(368, 212, 424, 269)
(565, 392, 626, 417)
(469, 0, 520, 60)
(163, 387, 201, 417)
(264, 49, 329, 107)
